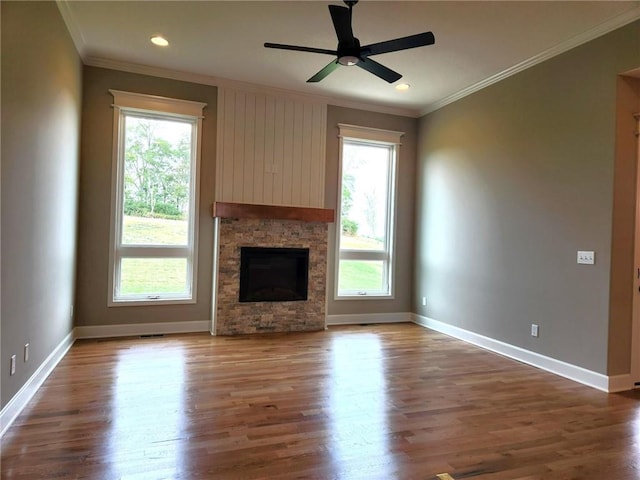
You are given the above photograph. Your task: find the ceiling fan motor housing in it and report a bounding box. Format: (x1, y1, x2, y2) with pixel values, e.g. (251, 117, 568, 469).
(338, 37, 361, 66)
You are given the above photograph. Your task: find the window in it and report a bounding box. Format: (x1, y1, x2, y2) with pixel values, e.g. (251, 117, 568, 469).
(335, 124, 402, 298)
(108, 90, 206, 305)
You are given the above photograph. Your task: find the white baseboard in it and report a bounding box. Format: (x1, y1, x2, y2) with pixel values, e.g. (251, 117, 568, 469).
(0, 330, 75, 437)
(74, 320, 210, 339)
(327, 312, 412, 326)
(412, 314, 613, 392)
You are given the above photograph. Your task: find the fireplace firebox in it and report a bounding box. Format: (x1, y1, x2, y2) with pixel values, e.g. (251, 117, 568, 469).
(239, 247, 309, 302)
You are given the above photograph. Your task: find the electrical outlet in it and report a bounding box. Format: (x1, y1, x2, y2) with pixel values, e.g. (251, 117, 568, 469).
(531, 324, 539, 337)
(422, 296, 427, 306)
(10, 355, 16, 376)
(24, 343, 29, 363)
(70, 305, 74, 319)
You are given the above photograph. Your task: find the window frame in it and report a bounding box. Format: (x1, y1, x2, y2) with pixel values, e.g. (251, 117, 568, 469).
(108, 90, 206, 306)
(334, 124, 403, 300)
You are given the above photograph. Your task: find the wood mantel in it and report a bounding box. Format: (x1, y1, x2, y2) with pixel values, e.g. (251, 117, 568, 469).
(212, 202, 335, 223)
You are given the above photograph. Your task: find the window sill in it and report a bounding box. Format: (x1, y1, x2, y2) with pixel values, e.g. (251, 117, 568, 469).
(109, 297, 196, 307)
(334, 293, 395, 301)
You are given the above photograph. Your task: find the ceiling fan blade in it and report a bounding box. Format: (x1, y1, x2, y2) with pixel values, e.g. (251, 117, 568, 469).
(356, 57, 402, 83)
(361, 32, 435, 57)
(307, 60, 340, 83)
(264, 42, 336, 56)
(328, 5, 354, 43)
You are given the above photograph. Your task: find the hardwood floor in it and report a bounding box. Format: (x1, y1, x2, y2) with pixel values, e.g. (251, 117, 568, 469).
(2, 323, 640, 479)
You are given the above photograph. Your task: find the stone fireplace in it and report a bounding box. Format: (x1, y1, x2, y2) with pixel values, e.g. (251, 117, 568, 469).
(212, 202, 334, 335)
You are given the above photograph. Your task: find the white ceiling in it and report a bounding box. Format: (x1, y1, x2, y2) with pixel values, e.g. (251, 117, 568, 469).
(58, 1, 640, 117)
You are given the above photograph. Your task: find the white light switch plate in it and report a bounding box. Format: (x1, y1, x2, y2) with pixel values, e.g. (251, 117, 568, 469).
(577, 251, 595, 265)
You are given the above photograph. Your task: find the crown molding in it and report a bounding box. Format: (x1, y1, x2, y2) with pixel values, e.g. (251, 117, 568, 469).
(421, 4, 640, 116)
(56, 0, 87, 57)
(84, 57, 421, 118)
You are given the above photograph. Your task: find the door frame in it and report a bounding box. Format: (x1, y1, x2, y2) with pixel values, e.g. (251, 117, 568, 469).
(631, 113, 640, 386)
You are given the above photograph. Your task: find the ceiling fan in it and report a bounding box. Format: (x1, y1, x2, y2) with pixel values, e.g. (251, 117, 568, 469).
(264, 0, 435, 84)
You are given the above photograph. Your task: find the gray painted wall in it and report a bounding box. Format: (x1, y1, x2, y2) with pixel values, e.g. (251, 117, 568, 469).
(325, 106, 417, 316)
(415, 21, 640, 375)
(76, 67, 217, 327)
(1, 2, 82, 408)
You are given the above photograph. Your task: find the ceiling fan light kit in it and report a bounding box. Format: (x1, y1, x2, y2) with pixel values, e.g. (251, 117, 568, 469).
(338, 55, 359, 66)
(264, 0, 435, 84)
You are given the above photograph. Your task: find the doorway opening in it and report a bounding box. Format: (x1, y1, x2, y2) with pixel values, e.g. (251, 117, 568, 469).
(633, 110, 640, 386)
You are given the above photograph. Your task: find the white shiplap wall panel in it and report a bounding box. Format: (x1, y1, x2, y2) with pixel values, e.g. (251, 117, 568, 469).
(216, 88, 326, 207)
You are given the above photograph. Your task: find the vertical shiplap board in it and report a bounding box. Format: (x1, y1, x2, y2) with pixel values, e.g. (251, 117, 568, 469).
(217, 89, 236, 202)
(243, 93, 256, 203)
(216, 88, 327, 207)
(291, 102, 303, 205)
(309, 104, 325, 207)
(300, 103, 313, 206)
(263, 96, 276, 205)
(290, 103, 304, 205)
(232, 93, 246, 202)
(253, 95, 266, 203)
(272, 98, 285, 205)
(281, 99, 294, 205)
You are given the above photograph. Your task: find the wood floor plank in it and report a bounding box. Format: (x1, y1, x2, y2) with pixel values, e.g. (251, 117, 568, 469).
(2, 324, 640, 479)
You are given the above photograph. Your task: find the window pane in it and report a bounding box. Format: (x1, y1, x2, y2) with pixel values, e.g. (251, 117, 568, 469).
(122, 115, 192, 246)
(338, 260, 385, 292)
(119, 258, 188, 296)
(340, 142, 390, 251)
(122, 216, 188, 245)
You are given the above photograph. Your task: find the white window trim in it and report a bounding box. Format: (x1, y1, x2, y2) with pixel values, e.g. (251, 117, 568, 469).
(335, 124, 403, 300)
(108, 90, 207, 306)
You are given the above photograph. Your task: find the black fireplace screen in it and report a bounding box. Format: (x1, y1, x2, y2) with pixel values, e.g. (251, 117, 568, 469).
(239, 247, 309, 302)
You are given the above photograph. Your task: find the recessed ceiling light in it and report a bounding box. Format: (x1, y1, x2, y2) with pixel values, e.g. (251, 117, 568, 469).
(395, 83, 410, 91)
(150, 36, 169, 47)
